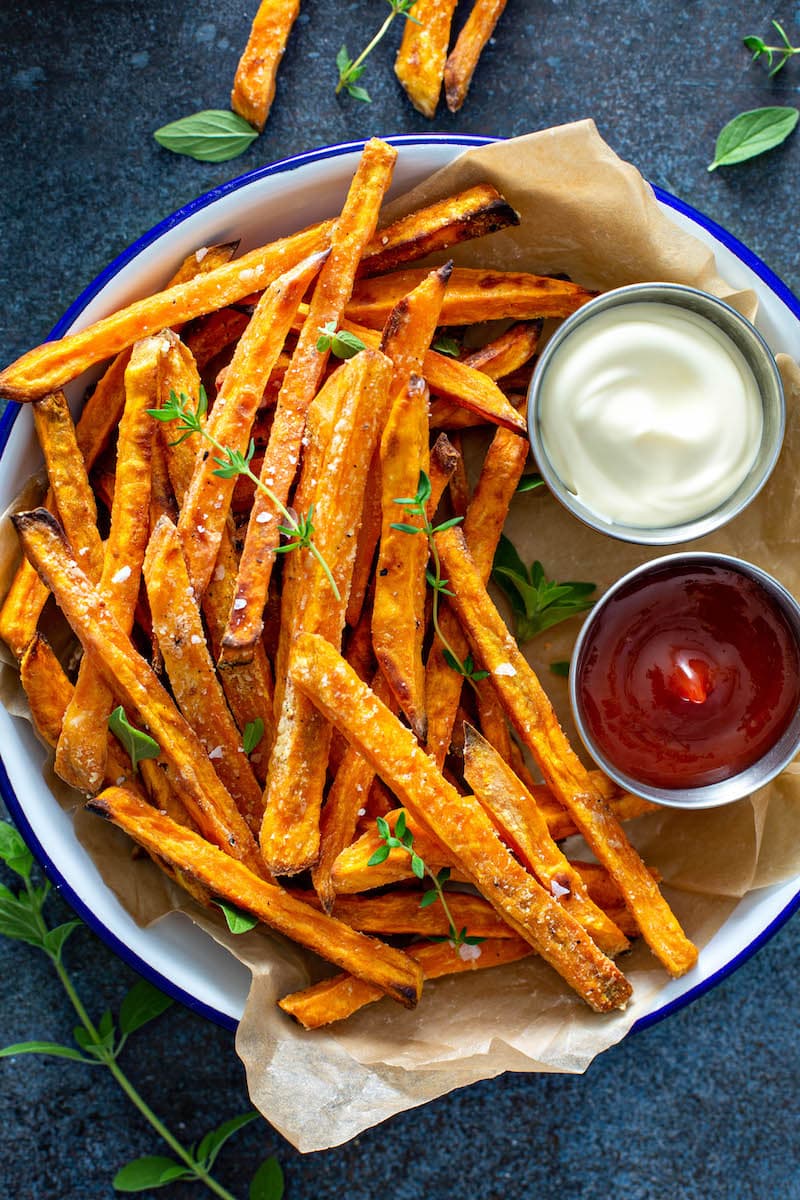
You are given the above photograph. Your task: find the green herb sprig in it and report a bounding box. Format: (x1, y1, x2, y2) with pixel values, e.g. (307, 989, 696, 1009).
(491, 534, 596, 643)
(242, 718, 265, 757)
(392, 471, 489, 684)
(708, 105, 799, 170)
(367, 813, 483, 951)
(336, 0, 420, 102)
(315, 322, 367, 359)
(744, 20, 800, 76)
(0, 822, 282, 1199)
(148, 387, 340, 601)
(108, 707, 161, 774)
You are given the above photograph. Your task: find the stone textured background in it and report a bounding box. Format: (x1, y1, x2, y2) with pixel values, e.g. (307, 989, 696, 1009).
(2, 2, 800, 1197)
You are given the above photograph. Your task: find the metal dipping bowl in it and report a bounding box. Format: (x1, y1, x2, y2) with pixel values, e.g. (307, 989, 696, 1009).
(526, 282, 785, 545)
(569, 552, 800, 809)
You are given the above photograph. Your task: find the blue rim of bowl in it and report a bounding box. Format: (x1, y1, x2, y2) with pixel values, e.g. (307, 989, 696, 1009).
(1, 133, 799, 1038)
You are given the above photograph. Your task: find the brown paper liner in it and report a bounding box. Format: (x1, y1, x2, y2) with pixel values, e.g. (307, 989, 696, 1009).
(2, 121, 800, 1152)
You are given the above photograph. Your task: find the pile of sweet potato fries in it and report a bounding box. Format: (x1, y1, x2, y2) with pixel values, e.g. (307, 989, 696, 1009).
(0, 138, 697, 1029)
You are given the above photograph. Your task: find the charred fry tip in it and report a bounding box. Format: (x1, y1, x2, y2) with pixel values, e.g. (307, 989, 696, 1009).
(10, 506, 64, 540)
(85, 797, 112, 820)
(438, 259, 455, 282)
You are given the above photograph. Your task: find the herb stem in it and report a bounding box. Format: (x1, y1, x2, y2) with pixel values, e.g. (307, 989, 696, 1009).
(336, 8, 396, 94)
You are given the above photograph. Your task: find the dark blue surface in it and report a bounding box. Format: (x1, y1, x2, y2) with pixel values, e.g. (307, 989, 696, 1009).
(2, 2, 800, 1197)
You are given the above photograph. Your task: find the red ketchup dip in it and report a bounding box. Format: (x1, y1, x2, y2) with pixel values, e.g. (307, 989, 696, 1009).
(575, 560, 800, 789)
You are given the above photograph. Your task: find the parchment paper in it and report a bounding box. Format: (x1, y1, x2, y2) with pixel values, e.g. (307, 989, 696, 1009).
(3, 121, 800, 1152)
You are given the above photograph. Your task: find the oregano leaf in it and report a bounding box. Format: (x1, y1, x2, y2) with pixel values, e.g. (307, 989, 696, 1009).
(120, 979, 173, 1036)
(709, 106, 799, 171)
(154, 110, 259, 164)
(216, 901, 258, 934)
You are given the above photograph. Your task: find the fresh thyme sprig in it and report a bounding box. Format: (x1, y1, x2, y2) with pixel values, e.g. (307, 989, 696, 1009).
(392, 470, 489, 684)
(148, 387, 340, 601)
(367, 813, 483, 951)
(0, 822, 283, 1199)
(744, 20, 800, 76)
(336, 0, 420, 102)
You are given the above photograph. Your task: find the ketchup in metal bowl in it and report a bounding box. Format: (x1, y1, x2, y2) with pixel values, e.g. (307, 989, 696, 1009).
(574, 558, 800, 791)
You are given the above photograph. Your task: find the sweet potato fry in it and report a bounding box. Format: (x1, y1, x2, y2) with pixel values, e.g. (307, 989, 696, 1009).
(462, 320, 543, 380)
(231, 0, 301, 132)
(87, 786, 423, 1009)
(347, 268, 595, 328)
(0, 224, 331, 403)
(290, 633, 632, 1011)
(12, 509, 265, 877)
(261, 349, 394, 875)
(298, 888, 513, 939)
(373, 374, 430, 742)
(280, 936, 531, 1029)
(435, 526, 698, 978)
(32, 392, 104, 583)
(444, 0, 508, 112)
(426, 424, 528, 766)
(463, 724, 629, 957)
(394, 0, 459, 118)
(184, 308, 251, 371)
(55, 337, 160, 793)
(144, 517, 265, 835)
(360, 183, 519, 278)
(177, 249, 326, 597)
(222, 139, 397, 662)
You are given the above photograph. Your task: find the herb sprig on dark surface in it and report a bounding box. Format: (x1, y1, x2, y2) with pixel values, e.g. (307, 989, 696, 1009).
(336, 0, 420, 102)
(491, 534, 596, 643)
(148, 387, 340, 601)
(153, 110, 259, 163)
(744, 20, 800, 76)
(367, 812, 484, 951)
(0, 822, 282, 1199)
(392, 470, 489, 684)
(708, 106, 799, 170)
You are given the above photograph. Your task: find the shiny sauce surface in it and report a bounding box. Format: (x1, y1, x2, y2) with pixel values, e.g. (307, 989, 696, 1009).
(577, 563, 800, 788)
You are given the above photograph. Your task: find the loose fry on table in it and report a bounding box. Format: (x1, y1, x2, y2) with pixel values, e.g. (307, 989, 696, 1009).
(360, 183, 519, 277)
(177, 248, 326, 597)
(290, 633, 632, 1012)
(373, 374, 430, 742)
(426, 424, 529, 767)
(444, 0, 508, 112)
(87, 787, 424, 1007)
(12, 509, 266, 877)
(55, 337, 161, 793)
(463, 724, 629, 957)
(144, 517, 266, 836)
(261, 349, 394, 875)
(280, 936, 531, 1029)
(435, 526, 698, 978)
(231, 0, 301, 132)
(394, 0, 459, 118)
(347, 268, 596, 328)
(221, 138, 398, 664)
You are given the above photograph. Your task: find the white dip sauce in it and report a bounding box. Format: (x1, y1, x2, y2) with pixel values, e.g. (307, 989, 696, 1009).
(539, 301, 763, 527)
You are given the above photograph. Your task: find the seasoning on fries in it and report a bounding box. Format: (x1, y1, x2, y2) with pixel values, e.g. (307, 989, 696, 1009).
(1, 138, 702, 1034)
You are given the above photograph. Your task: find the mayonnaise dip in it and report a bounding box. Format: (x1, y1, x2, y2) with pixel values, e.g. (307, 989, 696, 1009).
(538, 301, 763, 527)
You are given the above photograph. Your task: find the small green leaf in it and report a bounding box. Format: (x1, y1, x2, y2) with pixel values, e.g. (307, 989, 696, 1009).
(250, 1156, 285, 1200)
(708, 106, 799, 171)
(410, 852, 425, 880)
(376, 815, 390, 840)
(330, 329, 367, 359)
(442, 647, 464, 674)
(197, 1111, 260, 1170)
(0, 895, 47, 949)
(390, 522, 422, 535)
(394, 811, 407, 839)
(367, 844, 391, 866)
(154, 110, 259, 164)
(336, 45, 351, 75)
(419, 889, 438, 908)
(0, 1040, 89, 1063)
(550, 660, 570, 678)
(437, 867, 451, 885)
(0, 822, 33, 879)
(516, 474, 544, 494)
(463, 934, 487, 946)
(43, 920, 81, 959)
(108, 708, 161, 774)
(216, 901, 258, 934)
(346, 83, 372, 103)
(120, 979, 173, 1036)
(113, 1155, 194, 1192)
(243, 718, 265, 756)
(431, 516, 463, 533)
(416, 471, 432, 505)
(431, 336, 460, 357)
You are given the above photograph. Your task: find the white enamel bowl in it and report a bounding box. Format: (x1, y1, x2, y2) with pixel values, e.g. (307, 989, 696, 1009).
(1, 135, 800, 1033)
